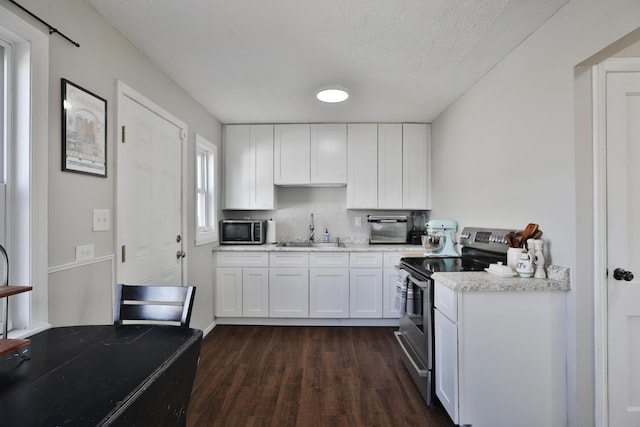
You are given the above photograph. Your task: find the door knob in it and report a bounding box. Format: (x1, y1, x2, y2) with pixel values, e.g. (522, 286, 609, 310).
(176, 250, 186, 259)
(613, 268, 634, 281)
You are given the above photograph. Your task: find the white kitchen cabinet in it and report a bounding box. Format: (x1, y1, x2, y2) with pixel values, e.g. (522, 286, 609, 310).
(350, 252, 383, 268)
(224, 124, 274, 209)
(242, 268, 269, 317)
(349, 268, 383, 318)
(433, 280, 567, 427)
(269, 267, 309, 317)
(349, 253, 383, 318)
(382, 253, 403, 318)
(346, 123, 378, 208)
(434, 308, 459, 423)
(377, 124, 403, 209)
(309, 252, 349, 318)
(402, 123, 431, 209)
(215, 252, 269, 318)
(274, 124, 347, 185)
(309, 268, 349, 318)
(215, 267, 243, 317)
(347, 123, 430, 209)
(274, 124, 310, 185)
(310, 124, 347, 185)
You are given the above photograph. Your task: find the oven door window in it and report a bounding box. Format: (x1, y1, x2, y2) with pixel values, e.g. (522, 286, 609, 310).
(407, 277, 425, 331)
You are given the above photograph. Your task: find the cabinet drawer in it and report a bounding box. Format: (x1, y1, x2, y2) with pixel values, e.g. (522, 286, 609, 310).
(269, 252, 309, 267)
(309, 252, 349, 268)
(434, 280, 457, 321)
(350, 252, 383, 268)
(383, 253, 403, 268)
(216, 252, 269, 268)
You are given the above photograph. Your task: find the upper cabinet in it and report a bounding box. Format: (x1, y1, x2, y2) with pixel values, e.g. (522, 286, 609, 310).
(377, 124, 404, 209)
(310, 124, 347, 185)
(224, 124, 274, 210)
(274, 124, 310, 185)
(402, 123, 431, 210)
(346, 124, 378, 208)
(347, 123, 431, 210)
(274, 124, 347, 186)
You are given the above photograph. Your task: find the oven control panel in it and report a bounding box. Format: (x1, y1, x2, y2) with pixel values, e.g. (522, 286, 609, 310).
(459, 227, 517, 253)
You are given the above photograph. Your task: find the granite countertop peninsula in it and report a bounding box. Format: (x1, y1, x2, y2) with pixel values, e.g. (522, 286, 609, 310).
(432, 265, 570, 292)
(213, 242, 428, 253)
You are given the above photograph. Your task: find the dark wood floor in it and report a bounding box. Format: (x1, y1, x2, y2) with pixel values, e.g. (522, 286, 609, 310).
(187, 325, 455, 427)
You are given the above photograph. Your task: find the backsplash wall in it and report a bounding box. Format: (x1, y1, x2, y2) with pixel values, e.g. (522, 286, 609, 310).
(223, 187, 427, 243)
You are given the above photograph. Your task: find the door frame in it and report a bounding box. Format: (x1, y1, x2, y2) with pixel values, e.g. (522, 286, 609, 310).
(593, 58, 640, 426)
(115, 81, 189, 286)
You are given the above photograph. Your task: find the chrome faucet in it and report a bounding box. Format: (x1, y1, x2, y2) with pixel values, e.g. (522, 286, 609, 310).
(309, 213, 315, 243)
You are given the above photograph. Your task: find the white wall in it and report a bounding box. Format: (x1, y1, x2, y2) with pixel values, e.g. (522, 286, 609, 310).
(10, 0, 222, 332)
(431, 0, 640, 425)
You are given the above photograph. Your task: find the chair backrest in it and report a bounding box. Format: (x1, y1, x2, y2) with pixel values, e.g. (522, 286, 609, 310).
(114, 284, 196, 327)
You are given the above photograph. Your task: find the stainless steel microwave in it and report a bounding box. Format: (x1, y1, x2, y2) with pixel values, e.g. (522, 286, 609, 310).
(220, 219, 267, 245)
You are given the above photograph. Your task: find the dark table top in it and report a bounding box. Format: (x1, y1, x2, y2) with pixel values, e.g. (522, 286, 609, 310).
(0, 324, 202, 426)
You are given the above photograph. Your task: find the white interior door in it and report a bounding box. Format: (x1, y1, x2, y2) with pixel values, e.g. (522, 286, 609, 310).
(606, 70, 640, 426)
(117, 86, 185, 287)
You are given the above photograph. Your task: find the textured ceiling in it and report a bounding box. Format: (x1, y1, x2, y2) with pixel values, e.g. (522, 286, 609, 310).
(86, 0, 567, 124)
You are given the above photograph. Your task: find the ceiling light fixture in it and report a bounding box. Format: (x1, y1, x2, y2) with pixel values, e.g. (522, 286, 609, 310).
(316, 86, 349, 103)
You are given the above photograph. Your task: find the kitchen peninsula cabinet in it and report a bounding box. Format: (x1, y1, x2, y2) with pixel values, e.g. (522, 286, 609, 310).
(433, 275, 567, 427)
(274, 124, 347, 185)
(224, 124, 274, 210)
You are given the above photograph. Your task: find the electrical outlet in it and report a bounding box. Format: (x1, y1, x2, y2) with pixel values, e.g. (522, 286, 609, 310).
(93, 209, 110, 231)
(355, 217, 362, 227)
(76, 244, 95, 261)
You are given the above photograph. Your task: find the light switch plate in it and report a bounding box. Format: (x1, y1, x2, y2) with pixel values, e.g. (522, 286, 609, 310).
(76, 244, 95, 261)
(93, 209, 110, 231)
(355, 217, 362, 227)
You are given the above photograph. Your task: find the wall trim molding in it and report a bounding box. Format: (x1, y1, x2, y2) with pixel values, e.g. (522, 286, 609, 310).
(48, 254, 115, 274)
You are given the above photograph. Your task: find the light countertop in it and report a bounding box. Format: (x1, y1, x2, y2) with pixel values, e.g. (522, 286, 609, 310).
(213, 243, 429, 253)
(432, 265, 570, 292)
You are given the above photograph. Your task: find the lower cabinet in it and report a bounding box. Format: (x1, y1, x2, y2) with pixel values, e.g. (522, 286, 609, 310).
(269, 268, 309, 317)
(215, 250, 403, 323)
(349, 268, 383, 318)
(382, 253, 403, 318)
(434, 308, 459, 423)
(215, 267, 243, 317)
(350, 252, 383, 318)
(433, 280, 567, 427)
(215, 252, 269, 318)
(309, 268, 349, 318)
(242, 268, 269, 317)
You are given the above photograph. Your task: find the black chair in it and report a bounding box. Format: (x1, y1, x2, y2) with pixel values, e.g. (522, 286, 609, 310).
(114, 284, 196, 327)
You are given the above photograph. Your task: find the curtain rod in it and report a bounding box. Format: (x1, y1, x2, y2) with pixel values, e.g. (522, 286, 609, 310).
(8, 0, 80, 47)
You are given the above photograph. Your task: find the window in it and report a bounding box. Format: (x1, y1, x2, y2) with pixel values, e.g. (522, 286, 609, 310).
(0, 10, 49, 337)
(195, 134, 217, 245)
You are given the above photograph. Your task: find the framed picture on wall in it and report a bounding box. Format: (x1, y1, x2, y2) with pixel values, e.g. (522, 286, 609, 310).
(61, 78, 107, 177)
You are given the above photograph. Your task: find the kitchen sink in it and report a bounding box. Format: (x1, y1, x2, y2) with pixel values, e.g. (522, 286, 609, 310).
(276, 241, 345, 248)
(311, 242, 346, 248)
(276, 241, 314, 247)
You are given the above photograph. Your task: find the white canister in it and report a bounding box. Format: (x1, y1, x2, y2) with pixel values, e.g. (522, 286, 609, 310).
(266, 219, 277, 244)
(507, 247, 523, 272)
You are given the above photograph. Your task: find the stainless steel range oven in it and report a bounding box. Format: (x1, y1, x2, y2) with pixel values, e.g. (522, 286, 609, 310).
(394, 227, 514, 406)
